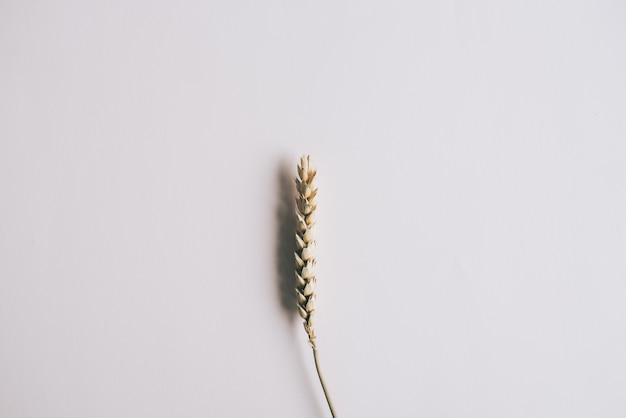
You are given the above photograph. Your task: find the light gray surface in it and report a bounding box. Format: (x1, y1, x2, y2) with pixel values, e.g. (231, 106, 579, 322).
(1, 1, 625, 417)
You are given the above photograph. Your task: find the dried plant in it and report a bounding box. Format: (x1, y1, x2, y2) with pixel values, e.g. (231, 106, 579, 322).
(295, 155, 337, 417)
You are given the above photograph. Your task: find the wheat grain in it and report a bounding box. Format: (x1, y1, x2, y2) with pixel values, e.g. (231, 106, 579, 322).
(295, 155, 318, 347)
(294, 155, 337, 418)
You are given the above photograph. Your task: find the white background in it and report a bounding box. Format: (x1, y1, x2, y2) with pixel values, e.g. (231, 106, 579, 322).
(1, 1, 625, 417)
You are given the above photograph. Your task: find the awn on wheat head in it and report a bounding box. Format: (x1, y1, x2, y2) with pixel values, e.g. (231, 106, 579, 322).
(294, 155, 337, 418)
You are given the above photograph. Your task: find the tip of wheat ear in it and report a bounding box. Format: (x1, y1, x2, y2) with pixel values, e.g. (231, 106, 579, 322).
(295, 155, 318, 347)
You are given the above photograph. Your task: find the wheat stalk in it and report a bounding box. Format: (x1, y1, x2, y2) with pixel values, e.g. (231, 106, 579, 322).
(295, 155, 337, 418)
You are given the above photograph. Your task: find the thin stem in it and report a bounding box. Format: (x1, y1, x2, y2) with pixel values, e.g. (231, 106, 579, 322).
(312, 347, 337, 418)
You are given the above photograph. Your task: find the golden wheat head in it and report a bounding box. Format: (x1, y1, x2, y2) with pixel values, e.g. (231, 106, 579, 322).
(295, 155, 318, 347)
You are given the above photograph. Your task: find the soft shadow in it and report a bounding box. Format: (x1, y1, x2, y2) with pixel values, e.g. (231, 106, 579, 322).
(275, 160, 298, 321)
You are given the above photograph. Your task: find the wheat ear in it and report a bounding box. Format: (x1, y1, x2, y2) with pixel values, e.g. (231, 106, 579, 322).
(295, 155, 337, 418)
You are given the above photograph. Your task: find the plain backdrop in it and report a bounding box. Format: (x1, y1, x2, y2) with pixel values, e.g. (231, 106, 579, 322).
(1, 1, 625, 417)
